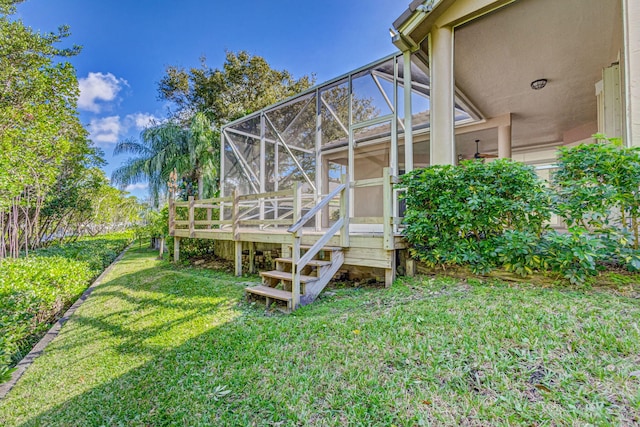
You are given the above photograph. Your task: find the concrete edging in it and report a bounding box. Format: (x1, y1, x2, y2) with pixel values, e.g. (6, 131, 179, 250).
(0, 244, 132, 399)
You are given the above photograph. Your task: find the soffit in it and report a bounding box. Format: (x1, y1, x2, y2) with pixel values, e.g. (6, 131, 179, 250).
(452, 0, 623, 148)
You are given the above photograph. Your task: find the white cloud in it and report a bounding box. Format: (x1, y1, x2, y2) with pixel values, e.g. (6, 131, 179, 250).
(78, 72, 128, 113)
(125, 183, 149, 191)
(124, 112, 160, 130)
(88, 112, 161, 144)
(88, 116, 121, 143)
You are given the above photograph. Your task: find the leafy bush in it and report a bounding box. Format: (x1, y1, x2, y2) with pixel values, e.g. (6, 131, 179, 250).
(0, 232, 132, 381)
(400, 159, 551, 273)
(492, 230, 545, 277)
(400, 137, 640, 284)
(538, 229, 609, 284)
(553, 136, 640, 272)
(166, 237, 216, 260)
(134, 206, 169, 242)
(554, 135, 640, 243)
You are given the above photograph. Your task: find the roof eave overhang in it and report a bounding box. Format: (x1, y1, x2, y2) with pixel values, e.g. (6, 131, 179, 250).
(393, 0, 517, 51)
(392, 0, 457, 51)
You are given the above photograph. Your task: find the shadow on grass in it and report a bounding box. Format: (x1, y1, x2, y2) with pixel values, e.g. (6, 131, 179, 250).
(1, 248, 287, 426)
(4, 248, 640, 426)
(14, 319, 288, 426)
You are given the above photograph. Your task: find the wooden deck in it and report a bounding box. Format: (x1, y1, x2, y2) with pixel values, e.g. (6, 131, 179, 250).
(169, 169, 411, 306)
(172, 226, 406, 271)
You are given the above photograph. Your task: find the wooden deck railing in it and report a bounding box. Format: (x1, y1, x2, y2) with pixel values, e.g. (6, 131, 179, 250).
(169, 189, 316, 238)
(168, 167, 404, 278)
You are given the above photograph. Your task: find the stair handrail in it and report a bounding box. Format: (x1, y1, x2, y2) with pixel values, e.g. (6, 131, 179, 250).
(287, 182, 346, 234)
(288, 175, 349, 309)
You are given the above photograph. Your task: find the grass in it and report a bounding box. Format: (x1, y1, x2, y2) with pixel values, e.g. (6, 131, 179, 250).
(0, 247, 639, 426)
(0, 232, 132, 370)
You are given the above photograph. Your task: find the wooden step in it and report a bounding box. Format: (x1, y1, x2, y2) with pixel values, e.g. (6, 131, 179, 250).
(260, 270, 318, 283)
(245, 285, 293, 302)
(274, 258, 332, 267)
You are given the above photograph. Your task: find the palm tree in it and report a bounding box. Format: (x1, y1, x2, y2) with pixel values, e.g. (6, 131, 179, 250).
(187, 112, 219, 200)
(111, 112, 217, 206)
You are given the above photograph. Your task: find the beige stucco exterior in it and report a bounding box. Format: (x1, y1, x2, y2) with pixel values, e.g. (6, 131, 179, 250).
(394, 0, 636, 161)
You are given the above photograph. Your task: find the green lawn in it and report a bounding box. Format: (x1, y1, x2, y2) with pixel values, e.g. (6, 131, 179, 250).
(1, 247, 639, 426)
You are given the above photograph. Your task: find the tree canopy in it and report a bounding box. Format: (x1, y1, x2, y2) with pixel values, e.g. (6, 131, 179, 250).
(112, 112, 217, 205)
(158, 50, 315, 125)
(1, 0, 140, 257)
(113, 51, 315, 202)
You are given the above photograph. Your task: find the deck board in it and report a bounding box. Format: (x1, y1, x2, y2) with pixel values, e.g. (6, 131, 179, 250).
(245, 285, 293, 301)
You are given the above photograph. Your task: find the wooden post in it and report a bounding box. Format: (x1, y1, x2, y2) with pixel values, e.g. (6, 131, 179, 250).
(232, 189, 240, 241)
(292, 182, 302, 226)
(206, 207, 212, 230)
(321, 157, 330, 229)
(173, 236, 180, 263)
(168, 197, 175, 236)
(259, 197, 265, 230)
(340, 174, 350, 247)
(248, 242, 256, 274)
(235, 241, 242, 276)
(281, 243, 291, 259)
(291, 233, 301, 310)
(406, 258, 416, 277)
(383, 167, 393, 251)
(188, 196, 195, 238)
(232, 190, 242, 276)
(385, 250, 396, 288)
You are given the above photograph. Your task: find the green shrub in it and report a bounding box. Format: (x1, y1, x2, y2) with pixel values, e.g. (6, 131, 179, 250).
(492, 230, 545, 276)
(554, 136, 640, 246)
(166, 237, 216, 260)
(0, 232, 132, 380)
(400, 159, 551, 272)
(553, 136, 640, 271)
(400, 137, 640, 284)
(539, 229, 609, 284)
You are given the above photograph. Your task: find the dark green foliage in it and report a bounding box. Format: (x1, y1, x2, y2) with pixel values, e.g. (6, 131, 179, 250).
(400, 159, 550, 273)
(539, 229, 610, 284)
(492, 230, 545, 276)
(401, 138, 640, 284)
(0, 338, 15, 383)
(167, 237, 216, 260)
(158, 51, 314, 125)
(0, 233, 132, 380)
(553, 135, 640, 253)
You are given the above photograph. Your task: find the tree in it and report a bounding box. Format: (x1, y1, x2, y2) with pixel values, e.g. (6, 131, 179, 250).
(113, 51, 314, 203)
(0, 0, 89, 258)
(111, 112, 217, 206)
(158, 50, 315, 125)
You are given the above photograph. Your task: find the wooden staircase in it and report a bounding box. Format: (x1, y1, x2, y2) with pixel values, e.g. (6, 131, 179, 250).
(245, 246, 344, 311)
(244, 177, 349, 312)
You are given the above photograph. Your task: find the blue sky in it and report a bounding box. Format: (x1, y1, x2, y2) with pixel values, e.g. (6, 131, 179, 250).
(16, 0, 409, 199)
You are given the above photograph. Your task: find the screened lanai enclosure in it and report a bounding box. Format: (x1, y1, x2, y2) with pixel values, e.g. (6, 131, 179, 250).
(220, 52, 477, 227)
(170, 52, 479, 310)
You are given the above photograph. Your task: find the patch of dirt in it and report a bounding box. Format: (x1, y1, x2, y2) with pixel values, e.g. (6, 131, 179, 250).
(188, 254, 234, 272)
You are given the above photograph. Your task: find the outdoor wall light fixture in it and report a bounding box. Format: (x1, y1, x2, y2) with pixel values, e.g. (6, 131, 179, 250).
(531, 79, 548, 90)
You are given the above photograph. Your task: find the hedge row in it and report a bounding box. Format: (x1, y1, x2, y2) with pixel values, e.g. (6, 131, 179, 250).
(0, 232, 132, 382)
